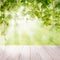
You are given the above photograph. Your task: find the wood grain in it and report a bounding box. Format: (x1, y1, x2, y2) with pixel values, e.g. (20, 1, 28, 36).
(0, 46, 60, 60)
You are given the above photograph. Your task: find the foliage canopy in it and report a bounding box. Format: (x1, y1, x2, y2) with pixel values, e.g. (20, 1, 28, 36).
(0, 0, 60, 45)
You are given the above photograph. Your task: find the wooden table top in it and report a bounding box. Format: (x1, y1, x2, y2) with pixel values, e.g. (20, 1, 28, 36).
(0, 46, 60, 60)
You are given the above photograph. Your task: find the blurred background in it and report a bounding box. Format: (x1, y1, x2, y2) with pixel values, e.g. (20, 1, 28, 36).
(0, 0, 60, 45)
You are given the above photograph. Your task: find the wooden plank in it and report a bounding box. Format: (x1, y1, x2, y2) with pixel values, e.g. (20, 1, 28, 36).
(49, 46, 60, 56)
(32, 46, 53, 60)
(5, 46, 21, 60)
(5, 46, 30, 60)
(18, 46, 30, 60)
(43, 46, 60, 60)
(0, 46, 60, 60)
(0, 46, 7, 60)
(30, 46, 42, 60)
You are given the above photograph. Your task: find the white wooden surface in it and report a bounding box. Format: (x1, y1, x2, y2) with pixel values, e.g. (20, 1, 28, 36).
(0, 46, 60, 60)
